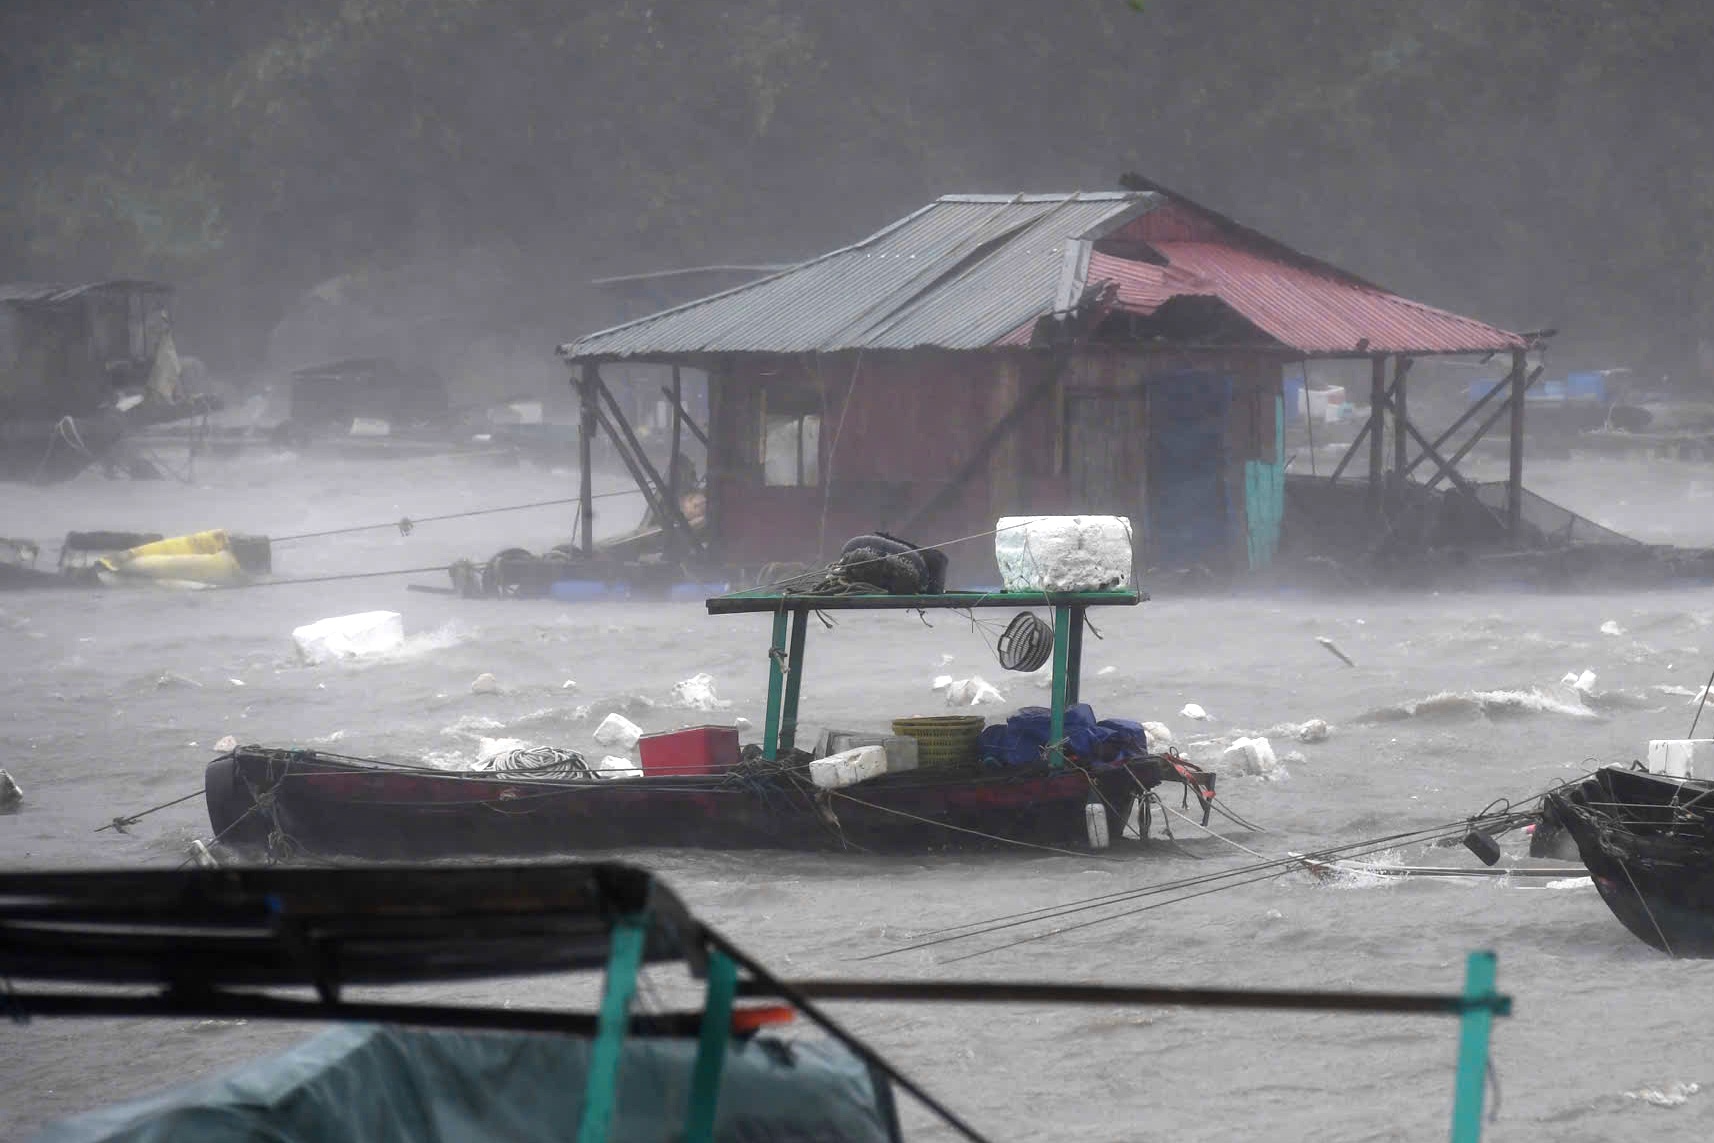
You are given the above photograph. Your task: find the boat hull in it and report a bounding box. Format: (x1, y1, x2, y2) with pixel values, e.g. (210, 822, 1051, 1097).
(1542, 766, 1714, 957)
(206, 748, 1205, 860)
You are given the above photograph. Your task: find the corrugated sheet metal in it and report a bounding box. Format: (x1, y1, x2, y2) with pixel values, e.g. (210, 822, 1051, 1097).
(560, 194, 1153, 359)
(1097, 242, 1526, 355)
(562, 187, 1527, 361)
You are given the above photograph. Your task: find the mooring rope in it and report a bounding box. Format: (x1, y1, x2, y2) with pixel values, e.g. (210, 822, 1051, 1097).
(270, 490, 643, 544)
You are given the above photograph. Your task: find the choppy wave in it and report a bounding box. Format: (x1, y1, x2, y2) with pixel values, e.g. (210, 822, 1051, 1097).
(1356, 687, 1600, 723)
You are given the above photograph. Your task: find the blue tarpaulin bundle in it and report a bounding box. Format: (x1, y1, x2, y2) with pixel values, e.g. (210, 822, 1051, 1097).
(977, 704, 1148, 767)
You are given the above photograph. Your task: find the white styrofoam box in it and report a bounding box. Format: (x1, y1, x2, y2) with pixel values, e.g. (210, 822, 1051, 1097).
(944, 676, 1005, 706)
(595, 755, 643, 780)
(593, 713, 643, 751)
(1222, 736, 1287, 780)
(1647, 739, 1714, 779)
(825, 733, 919, 773)
(809, 745, 890, 790)
(994, 515, 1133, 593)
(292, 611, 405, 665)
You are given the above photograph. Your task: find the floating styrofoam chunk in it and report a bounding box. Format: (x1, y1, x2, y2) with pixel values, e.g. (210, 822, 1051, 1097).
(1142, 721, 1173, 747)
(994, 515, 1133, 593)
(595, 755, 643, 780)
(1573, 670, 1597, 694)
(477, 736, 533, 763)
(670, 672, 731, 711)
(593, 713, 643, 751)
(0, 770, 21, 812)
(1600, 620, 1625, 637)
(810, 745, 890, 790)
(1222, 736, 1287, 780)
(349, 417, 391, 437)
(931, 674, 955, 692)
(734, 716, 752, 731)
(1096, 665, 1117, 677)
(561, 679, 579, 691)
(291, 611, 404, 665)
(1647, 739, 1714, 779)
(470, 672, 501, 695)
(1297, 718, 1330, 743)
(1180, 703, 1211, 721)
(945, 676, 1005, 706)
(939, 653, 956, 666)
(214, 735, 239, 753)
(187, 839, 219, 868)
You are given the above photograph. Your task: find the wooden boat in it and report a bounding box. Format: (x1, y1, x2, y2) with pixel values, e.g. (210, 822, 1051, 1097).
(1, 861, 1513, 1142)
(205, 588, 1216, 860)
(206, 745, 1211, 860)
(1536, 765, 1714, 956)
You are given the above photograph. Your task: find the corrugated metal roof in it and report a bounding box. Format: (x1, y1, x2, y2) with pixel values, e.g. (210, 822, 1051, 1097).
(559, 194, 1156, 359)
(0, 280, 173, 305)
(1090, 243, 1526, 355)
(560, 187, 1528, 361)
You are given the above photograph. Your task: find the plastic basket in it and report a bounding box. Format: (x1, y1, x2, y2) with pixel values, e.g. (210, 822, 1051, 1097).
(890, 715, 986, 770)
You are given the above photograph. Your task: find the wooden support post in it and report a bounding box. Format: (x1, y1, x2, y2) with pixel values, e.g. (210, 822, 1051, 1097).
(1399, 372, 1515, 482)
(1507, 348, 1527, 543)
(576, 912, 648, 1143)
(594, 373, 706, 557)
(1065, 606, 1085, 706)
(779, 608, 809, 753)
(1392, 356, 1412, 485)
(660, 385, 710, 446)
(579, 363, 597, 556)
(1367, 355, 1386, 519)
(668, 365, 683, 502)
(1448, 950, 1500, 1143)
(1422, 366, 1543, 492)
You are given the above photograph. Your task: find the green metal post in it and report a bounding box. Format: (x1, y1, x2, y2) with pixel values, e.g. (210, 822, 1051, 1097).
(761, 609, 789, 762)
(576, 913, 649, 1143)
(1048, 604, 1072, 769)
(684, 950, 739, 1143)
(779, 609, 809, 752)
(1449, 950, 1499, 1143)
(1065, 605, 1085, 705)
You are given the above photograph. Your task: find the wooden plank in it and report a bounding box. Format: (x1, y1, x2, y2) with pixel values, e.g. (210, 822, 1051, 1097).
(706, 589, 1143, 615)
(660, 385, 709, 446)
(1423, 365, 1543, 493)
(1367, 355, 1386, 519)
(1392, 356, 1412, 483)
(579, 364, 597, 555)
(594, 373, 706, 557)
(1508, 348, 1527, 541)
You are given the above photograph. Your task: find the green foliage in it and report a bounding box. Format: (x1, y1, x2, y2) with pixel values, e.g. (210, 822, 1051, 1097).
(3, 0, 1713, 374)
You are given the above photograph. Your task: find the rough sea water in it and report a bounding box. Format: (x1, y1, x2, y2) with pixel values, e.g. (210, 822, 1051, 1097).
(5, 446, 1714, 1141)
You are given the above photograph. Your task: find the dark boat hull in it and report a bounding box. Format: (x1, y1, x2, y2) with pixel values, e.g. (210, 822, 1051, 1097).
(1541, 766, 1714, 957)
(207, 748, 1207, 860)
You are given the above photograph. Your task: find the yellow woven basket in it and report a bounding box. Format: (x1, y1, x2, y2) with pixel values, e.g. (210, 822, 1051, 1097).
(891, 715, 986, 770)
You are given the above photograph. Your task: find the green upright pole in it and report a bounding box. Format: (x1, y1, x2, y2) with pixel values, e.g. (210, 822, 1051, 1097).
(683, 950, 739, 1143)
(1449, 950, 1499, 1143)
(1064, 605, 1085, 706)
(1047, 604, 1072, 769)
(761, 609, 789, 762)
(779, 609, 809, 753)
(576, 913, 649, 1143)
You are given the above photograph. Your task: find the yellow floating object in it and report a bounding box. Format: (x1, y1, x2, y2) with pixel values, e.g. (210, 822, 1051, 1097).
(97, 530, 247, 586)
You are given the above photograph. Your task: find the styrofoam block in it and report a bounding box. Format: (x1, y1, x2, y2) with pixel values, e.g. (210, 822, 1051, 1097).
(994, 515, 1133, 593)
(945, 676, 1005, 706)
(810, 745, 890, 790)
(292, 611, 404, 665)
(595, 755, 643, 780)
(1180, 703, 1211, 721)
(670, 672, 731, 711)
(1222, 736, 1287, 780)
(593, 713, 643, 751)
(825, 733, 919, 773)
(1142, 720, 1173, 747)
(1647, 740, 1714, 779)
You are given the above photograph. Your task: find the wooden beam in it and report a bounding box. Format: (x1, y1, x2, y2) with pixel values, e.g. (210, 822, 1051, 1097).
(592, 371, 706, 558)
(1423, 365, 1543, 493)
(1366, 355, 1386, 520)
(1507, 348, 1527, 542)
(890, 352, 1071, 536)
(660, 386, 709, 447)
(1397, 370, 1515, 481)
(1392, 356, 1413, 484)
(668, 366, 683, 501)
(578, 363, 597, 556)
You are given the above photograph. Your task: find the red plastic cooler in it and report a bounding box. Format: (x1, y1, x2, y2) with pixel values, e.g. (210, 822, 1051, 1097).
(637, 725, 740, 777)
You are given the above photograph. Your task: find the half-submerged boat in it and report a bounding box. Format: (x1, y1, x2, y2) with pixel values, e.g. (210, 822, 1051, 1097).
(1535, 764, 1714, 956)
(206, 586, 1216, 861)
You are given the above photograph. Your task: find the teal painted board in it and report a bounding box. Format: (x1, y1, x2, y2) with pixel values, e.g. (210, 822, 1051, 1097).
(1244, 394, 1285, 569)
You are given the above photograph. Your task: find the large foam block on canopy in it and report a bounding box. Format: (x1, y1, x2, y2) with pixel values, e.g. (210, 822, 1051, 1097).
(291, 611, 405, 665)
(994, 515, 1133, 593)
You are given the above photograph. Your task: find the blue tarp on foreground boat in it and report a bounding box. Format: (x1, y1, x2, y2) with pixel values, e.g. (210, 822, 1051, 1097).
(32, 1025, 903, 1143)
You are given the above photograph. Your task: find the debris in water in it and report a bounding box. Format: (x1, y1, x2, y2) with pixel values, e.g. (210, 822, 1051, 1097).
(595, 755, 643, 780)
(1296, 718, 1331, 743)
(187, 839, 219, 869)
(155, 672, 202, 690)
(593, 713, 643, 751)
(1096, 665, 1117, 676)
(561, 679, 579, 691)
(1560, 669, 1598, 694)
(292, 610, 405, 664)
(670, 672, 731, 711)
(938, 653, 956, 666)
(1600, 620, 1626, 637)
(1315, 636, 1356, 667)
(228, 678, 246, 687)
(734, 716, 752, 731)
(470, 672, 502, 695)
(1623, 1081, 1700, 1107)
(1222, 736, 1287, 780)
(0, 770, 22, 812)
(931, 675, 954, 692)
(213, 735, 238, 753)
(945, 676, 1004, 706)
(1142, 720, 1173, 747)
(1180, 703, 1212, 721)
